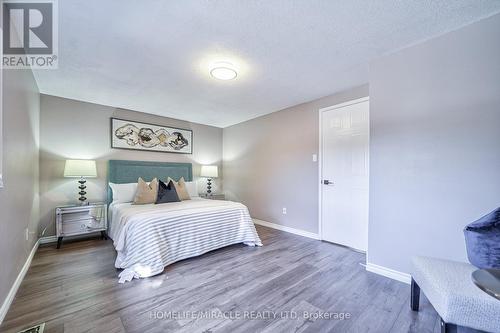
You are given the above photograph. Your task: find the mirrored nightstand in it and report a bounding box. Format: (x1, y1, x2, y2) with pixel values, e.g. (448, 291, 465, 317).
(55, 202, 108, 248)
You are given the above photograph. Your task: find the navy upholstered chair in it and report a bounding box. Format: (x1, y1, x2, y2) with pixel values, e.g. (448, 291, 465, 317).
(464, 207, 500, 269)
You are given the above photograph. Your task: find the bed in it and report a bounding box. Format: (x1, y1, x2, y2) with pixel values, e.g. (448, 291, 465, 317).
(107, 160, 262, 283)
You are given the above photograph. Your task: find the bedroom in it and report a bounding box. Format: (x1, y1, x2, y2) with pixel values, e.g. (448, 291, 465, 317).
(1, 1, 500, 333)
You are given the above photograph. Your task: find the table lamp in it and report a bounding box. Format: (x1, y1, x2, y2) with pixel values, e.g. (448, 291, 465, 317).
(64, 159, 97, 205)
(200, 165, 218, 196)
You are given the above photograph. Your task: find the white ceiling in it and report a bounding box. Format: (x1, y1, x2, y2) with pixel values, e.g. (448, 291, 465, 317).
(34, 1, 500, 128)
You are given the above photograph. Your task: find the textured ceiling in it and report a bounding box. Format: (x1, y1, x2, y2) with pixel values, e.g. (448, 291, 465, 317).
(34, 1, 500, 127)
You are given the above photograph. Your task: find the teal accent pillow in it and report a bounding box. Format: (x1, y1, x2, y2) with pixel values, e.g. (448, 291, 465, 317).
(156, 180, 180, 204)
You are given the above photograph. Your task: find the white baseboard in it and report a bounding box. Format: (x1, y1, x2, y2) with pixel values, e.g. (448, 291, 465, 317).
(366, 262, 411, 284)
(253, 219, 320, 240)
(39, 235, 57, 244)
(0, 239, 39, 324)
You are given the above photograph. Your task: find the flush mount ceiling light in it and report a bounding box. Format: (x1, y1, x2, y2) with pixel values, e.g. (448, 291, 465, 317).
(210, 62, 237, 80)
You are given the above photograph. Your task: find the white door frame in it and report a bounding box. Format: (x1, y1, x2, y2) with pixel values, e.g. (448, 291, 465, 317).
(318, 96, 370, 243)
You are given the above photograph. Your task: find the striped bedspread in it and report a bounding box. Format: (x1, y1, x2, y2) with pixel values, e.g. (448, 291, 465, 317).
(109, 198, 262, 283)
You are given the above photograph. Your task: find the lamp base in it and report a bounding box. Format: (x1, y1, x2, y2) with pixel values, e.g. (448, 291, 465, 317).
(78, 177, 88, 204)
(206, 178, 212, 195)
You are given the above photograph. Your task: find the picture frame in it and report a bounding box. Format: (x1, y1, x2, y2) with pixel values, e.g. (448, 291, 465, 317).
(110, 118, 193, 154)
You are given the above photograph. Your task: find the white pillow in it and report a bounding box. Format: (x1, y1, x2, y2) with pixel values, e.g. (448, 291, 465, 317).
(185, 181, 199, 197)
(109, 182, 138, 203)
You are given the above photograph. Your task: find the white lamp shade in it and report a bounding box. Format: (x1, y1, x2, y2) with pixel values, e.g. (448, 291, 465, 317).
(64, 160, 97, 178)
(200, 165, 218, 178)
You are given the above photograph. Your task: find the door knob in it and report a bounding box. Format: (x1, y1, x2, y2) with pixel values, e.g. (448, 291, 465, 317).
(323, 180, 334, 185)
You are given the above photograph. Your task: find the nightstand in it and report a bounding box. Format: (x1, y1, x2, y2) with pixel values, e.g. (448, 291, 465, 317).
(203, 194, 225, 200)
(55, 203, 108, 248)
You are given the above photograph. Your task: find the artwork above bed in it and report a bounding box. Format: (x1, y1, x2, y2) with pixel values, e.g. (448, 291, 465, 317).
(111, 118, 193, 154)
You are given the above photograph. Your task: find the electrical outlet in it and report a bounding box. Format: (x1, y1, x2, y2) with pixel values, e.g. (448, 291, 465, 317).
(25, 228, 29, 241)
(312, 154, 317, 162)
(282, 207, 287, 215)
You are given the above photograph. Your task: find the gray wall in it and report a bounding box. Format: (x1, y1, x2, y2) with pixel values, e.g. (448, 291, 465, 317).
(39, 95, 223, 236)
(223, 85, 368, 234)
(368, 13, 500, 274)
(0, 69, 40, 306)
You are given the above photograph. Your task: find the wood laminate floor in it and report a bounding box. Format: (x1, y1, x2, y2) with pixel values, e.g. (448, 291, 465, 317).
(1, 225, 463, 333)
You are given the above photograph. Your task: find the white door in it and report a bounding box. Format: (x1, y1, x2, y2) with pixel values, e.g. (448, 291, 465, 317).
(320, 98, 369, 251)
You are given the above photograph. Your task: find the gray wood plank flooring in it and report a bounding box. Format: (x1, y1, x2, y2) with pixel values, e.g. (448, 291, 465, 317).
(0, 225, 459, 333)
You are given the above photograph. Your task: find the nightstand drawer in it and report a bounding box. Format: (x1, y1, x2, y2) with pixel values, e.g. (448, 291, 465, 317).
(61, 217, 105, 236)
(61, 219, 91, 236)
(204, 194, 225, 200)
(61, 210, 93, 222)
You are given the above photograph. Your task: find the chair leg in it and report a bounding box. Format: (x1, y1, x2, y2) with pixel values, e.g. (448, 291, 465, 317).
(410, 277, 420, 311)
(440, 318, 458, 333)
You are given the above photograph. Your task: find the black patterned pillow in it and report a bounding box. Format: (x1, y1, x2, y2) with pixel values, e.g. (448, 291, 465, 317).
(156, 179, 180, 204)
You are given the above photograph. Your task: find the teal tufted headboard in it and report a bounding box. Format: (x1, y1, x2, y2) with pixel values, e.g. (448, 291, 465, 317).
(107, 160, 193, 204)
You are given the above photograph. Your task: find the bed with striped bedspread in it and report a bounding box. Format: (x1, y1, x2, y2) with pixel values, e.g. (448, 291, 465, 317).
(109, 198, 262, 283)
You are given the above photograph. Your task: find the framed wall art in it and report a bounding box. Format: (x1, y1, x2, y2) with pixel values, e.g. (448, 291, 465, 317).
(110, 118, 193, 154)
